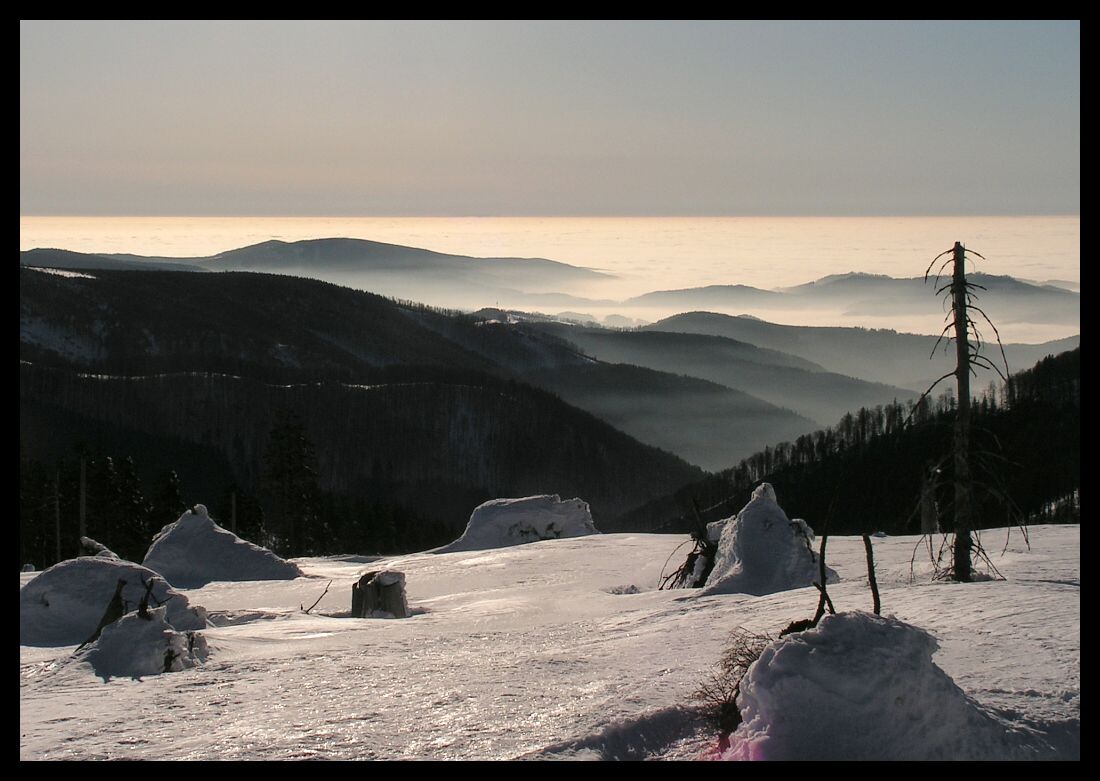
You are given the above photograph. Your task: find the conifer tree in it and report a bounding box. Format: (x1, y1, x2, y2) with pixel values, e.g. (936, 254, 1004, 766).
(149, 469, 187, 534)
(262, 410, 322, 556)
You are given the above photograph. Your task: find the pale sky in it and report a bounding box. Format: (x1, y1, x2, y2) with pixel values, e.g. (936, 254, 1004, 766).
(19, 20, 1080, 217)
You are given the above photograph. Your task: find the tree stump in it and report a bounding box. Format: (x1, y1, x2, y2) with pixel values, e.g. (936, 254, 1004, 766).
(351, 570, 408, 618)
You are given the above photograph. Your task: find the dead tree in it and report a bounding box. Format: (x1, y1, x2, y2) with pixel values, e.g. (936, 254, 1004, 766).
(862, 535, 881, 615)
(781, 534, 834, 636)
(136, 576, 170, 619)
(660, 499, 718, 589)
(693, 628, 774, 735)
(301, 580, 332, 614)
(811, 534, 836, 622)
(75, 578, 127, 652)
(916, 242, 1009, 582)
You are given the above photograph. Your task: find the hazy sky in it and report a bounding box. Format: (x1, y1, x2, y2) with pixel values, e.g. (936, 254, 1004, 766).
(20, 20, 1079, 217)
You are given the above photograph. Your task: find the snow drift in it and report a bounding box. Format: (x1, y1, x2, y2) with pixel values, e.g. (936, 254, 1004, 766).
(436, 495, 599, 553)
(721, 611, 1035, 760)
(142, 504, 302, 588)
(20, 557, 207, 647)
(704, 483, 836, 596)
(75, 606, 210, 681)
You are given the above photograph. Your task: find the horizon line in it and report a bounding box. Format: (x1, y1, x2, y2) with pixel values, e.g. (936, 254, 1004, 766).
(20, 212, 1083, 220)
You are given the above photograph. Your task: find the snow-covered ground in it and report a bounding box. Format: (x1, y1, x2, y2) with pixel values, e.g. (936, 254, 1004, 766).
(19, 525, 1079, 760)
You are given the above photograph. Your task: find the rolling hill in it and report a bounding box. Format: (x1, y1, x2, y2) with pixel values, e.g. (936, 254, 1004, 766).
(648, 312, 1079, 391)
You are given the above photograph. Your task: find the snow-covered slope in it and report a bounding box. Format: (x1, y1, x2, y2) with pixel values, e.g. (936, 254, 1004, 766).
(142, 505, 303, 588)
(19, 526, 1079, 760)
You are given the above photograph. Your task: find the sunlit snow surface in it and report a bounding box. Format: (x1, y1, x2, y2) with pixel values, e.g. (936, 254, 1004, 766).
(26, 266, 97, 280)
(19, 527, 1079, 760)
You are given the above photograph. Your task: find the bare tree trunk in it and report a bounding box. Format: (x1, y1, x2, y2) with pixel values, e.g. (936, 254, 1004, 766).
(862, 534, 881, 615)
(79, 456, 87, 547)
(54, 471, 62, 565)
(951, 242, 973, 582)
(811, 535, 834, 624)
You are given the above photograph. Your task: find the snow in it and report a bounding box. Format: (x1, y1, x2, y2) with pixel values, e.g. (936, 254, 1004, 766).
(20, 557, 208, 647)
(26, 266, 97, 279)
(20, 317, 105, 363)
(74, 606, 210, 681)
(372, 570, 405, 587)
(19, 526, 1079, 760)
(704, 483, 837, 596)
(434, 494, 599, 553)
(721, 611, 1041, 760)
(142, 504, 303, 588)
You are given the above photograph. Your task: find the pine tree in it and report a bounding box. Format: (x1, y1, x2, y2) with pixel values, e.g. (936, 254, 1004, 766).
(217, 484, 267, 544)
(112, 456, 151, 562)
(149, 469, 187, 534)
(261, 410, 323, 556)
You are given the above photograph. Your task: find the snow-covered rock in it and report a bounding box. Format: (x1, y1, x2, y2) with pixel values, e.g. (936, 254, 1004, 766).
(19, 557, 207, 647)
(703, 483, 836, 596)
(79, 536, 120, 559)
(436, 495, 599, 553)
(142, 504, 302, 588)
(721, 611, 1034, 760)
(75, 606, 209, 681)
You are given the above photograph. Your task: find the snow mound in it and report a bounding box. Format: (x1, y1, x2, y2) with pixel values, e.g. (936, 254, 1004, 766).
(436, 495, 599, 553)
(20, 557, 207, 647)
(704, 483, 836, 596)
(75, 606, 209, 681)
(721, 611, 1035, 760)
(142, 504, 302, 588)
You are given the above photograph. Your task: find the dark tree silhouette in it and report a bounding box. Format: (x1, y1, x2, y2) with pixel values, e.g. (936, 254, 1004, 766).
(918, 242, 1010, 582)
(149, 469, 187, 535)
(262, 410, 322, 556)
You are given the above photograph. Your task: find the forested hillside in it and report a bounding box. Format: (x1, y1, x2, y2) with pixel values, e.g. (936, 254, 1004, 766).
(649, 311, 1080, 390)
(613, 348, 1080, 536)
(19, 268, 707, 565)
(23, 268, 819, 467)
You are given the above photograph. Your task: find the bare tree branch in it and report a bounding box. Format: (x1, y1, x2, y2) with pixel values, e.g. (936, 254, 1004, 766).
(301, 580, 332, 614)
